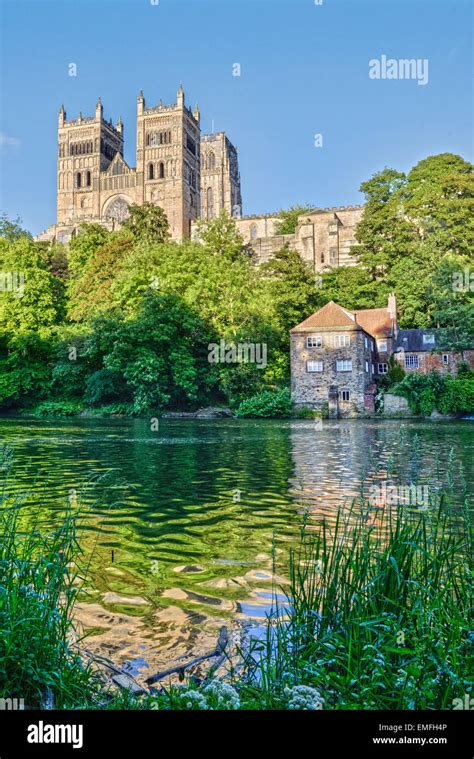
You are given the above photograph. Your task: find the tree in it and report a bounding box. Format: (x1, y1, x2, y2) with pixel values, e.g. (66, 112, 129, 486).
(351, 168, 417, 280)
(122, 202, 170, 244)
(68, 236, 133, 322)
(0, 236, 66, 336)
(275, 205, 313, 235)
(0, 213, 31, 241)
(68, 223, 110, 278)
(197, 209, 245, 260)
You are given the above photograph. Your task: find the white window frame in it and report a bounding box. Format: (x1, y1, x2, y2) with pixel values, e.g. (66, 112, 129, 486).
(306, 335, 322, 348)
(378, 363, 388, 374)
(307, 360, 323, 373)
(336, 359, 352, 372)
(442, 354, 449, 365)
(423, 333, 435, 346)
(377, 339, 388, 352)
(334, 334, 350, 348)
(405, 355, 419, 369)
(339, 389, 350, 402)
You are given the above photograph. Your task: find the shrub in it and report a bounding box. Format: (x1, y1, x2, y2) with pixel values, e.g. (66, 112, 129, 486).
(236, 387, 292, 418)
(29, 401, 83, 417)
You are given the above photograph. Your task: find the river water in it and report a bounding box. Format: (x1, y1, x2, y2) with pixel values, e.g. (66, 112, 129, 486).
(0, 416, 471, 681)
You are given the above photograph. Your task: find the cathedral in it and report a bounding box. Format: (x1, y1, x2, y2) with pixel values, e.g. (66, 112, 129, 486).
(37, 85, 363, 275)
(41, 86, 242, 243)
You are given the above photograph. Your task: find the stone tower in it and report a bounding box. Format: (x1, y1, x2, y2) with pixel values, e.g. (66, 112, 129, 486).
(200, 132, 242, 219)
(57, 98, 124, 225)
(135, 85, 201, 240)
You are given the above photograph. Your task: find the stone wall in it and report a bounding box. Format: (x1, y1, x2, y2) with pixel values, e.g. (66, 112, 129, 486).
(290, 327, 375, 417)
(383, 394, 412, 415)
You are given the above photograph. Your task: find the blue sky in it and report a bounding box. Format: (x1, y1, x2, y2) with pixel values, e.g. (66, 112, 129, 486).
(0, 0, 472, 235)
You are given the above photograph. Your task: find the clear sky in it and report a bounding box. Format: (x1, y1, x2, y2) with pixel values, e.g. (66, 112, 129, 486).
(0, 0, 472, 235)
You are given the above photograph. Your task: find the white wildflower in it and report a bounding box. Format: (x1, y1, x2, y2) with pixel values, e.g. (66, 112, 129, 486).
(284, 685, 324, 710)
(201, 680, 240, 710)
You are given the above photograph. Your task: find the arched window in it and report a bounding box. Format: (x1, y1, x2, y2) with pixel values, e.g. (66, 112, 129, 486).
(86, 171, 91, 187)
(148, 163, 154, 180)
(320, 252, 325, 263)
(158, 162, 165, 179)
(250, 224, 257, 240)
(207, 187, 214, 219)
(207, 151, 215, 170)
(75, 172, 81, 188)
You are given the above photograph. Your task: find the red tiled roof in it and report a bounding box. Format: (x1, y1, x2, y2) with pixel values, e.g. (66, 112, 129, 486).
(354, 308, 394, 338)
(291, 301, 396, 337)
(290, 301, 357, 332)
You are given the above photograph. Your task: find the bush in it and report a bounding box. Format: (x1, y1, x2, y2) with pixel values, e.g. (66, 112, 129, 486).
(393, 371, 474, 415)
(29, 401, 83, 417)
(437, 376, 474, 414)
(236, 387, 292, 418)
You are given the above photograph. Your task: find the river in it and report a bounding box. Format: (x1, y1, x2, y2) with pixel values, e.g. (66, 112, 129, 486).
(0, 416, 471, 682)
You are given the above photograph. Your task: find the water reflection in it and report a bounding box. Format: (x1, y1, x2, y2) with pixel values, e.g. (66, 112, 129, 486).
(0, 417, 471, 681)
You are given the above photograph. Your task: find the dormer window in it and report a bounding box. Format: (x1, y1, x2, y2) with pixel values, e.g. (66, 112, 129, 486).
(423, 333, 435, 346)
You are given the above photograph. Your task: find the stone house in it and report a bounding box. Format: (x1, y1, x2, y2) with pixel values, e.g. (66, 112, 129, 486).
(290, 294, 473, 417)
(290, 295, 397, 417)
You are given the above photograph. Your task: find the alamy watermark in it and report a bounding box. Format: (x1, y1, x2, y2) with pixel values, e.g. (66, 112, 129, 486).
(208, 340, 267, 369)
(452, 268, 473, 292)
(0, 271, 25, 298)
(0, 697, 24, 710)
(368, 483, 429, 509)
(369, 55, 429, 86)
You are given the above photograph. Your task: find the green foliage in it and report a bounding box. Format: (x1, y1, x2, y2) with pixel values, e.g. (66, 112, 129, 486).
(68, 223, 110, 278)
(236, 387, 292, 418)
(437, 376, 474, 414)
(242, 497, 471, 709)
(197, 209, 245, 260)
(68, 236, 133, 322)
(275, 205, 313, 235)
(122, 202, 170, 244)
(0, 213, 31, 241)
(0, 236, 66, 335)
(29, 401, 83, 417)
(342, 153, 474, 328)
(392, 371, 474, 415)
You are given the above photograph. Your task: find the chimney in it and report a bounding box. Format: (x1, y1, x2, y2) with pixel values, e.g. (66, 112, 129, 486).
(388, 292, 397, 320)
(388, 292, 397, 337)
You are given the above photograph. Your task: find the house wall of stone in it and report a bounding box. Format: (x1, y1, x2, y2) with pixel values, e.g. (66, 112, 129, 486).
(290, 328, 375, 417)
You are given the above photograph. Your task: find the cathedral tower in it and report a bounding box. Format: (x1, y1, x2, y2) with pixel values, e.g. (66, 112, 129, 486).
(135, 85, 201, 240)
(200, 132, 242, 219)
(57, 99, 124, 225)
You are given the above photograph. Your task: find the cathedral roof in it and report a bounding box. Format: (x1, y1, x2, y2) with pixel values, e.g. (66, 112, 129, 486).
(104, 153, 132, 175)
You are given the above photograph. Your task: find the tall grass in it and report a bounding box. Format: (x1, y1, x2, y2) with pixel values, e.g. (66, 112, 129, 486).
(241, 497, 473, 709)
(0, 448, 100, 708)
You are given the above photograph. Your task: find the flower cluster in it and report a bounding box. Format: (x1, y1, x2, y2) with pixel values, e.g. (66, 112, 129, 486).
(284, 685, 324, 710)
(201, 680, 241, 710)
(173, 680, 240, 711)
